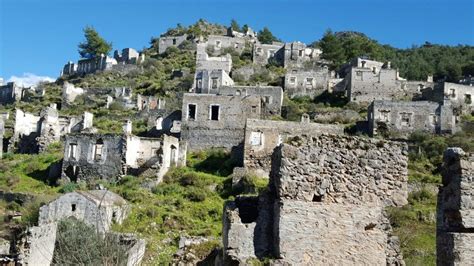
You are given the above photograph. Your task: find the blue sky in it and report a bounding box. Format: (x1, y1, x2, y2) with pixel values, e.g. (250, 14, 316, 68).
(1, 0, 473, 84)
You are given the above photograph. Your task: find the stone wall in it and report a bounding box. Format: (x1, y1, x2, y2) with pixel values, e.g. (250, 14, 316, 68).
(158, 34, 188, 54)
(252, 42, 284, 66)
(181, 93, 262, 152)
(19, 223, 57, 266)
(284, 68, 330, 98)
(436, 148, 474, 265)
(218, 85, 283, 116)
(193, 69, 234, 94)
(196, 53, 232, 73)
(61, 134, 125, 182)
(283, 42, 322, 69)
(0, 82, 23, 105)
(442, 82, 474, 113)
(243, 118, 344, 177)
(206, 35, 246, 55)
(222, 134, 408, 264)
(39, 191, 129, 234)
(368, 100, 456, 137)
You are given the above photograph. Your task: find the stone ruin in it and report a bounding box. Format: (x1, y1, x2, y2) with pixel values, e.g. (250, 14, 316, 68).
(7, 190, 145, 265)
(62, 82, 134, 109)
(437, 148, 474, 265)
(223, 134, 408, 264)
(158, 34, 189, 54)
(61, 121, 186, 183)
(242, 117, 345, 178)
(61, 47, 144, 76)
(9, 106, 94, 153)
(368, 100, 457, 137)
(343, 57, 435, 104)
(0, 82, 25, 105)
(284, 67, 331, 98)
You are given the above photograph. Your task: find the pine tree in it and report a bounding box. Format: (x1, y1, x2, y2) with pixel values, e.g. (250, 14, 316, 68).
(230, 19, 241, 32)
(319, 29, 345, 70)
(78, 26, 113, 59)
(257, 27, 279, 44)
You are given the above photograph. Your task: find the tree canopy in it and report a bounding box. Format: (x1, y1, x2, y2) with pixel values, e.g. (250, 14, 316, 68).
(78, 26, 113, 59)
(317, 29, 474, 81)
(258, 27, 280, 44)
(230, 19, 241, 32)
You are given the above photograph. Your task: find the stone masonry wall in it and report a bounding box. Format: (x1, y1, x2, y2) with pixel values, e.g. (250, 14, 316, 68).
(243, 119, 344, 177)
(181, 93, 261, 152)
(437, 148, 474, 265)
(270, 135, 407, 264)
(222, 134, 408, 264)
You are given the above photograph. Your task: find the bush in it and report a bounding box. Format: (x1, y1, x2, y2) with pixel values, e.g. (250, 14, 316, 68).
(186, 187, 208, 202)
(53, 218, 129, 265)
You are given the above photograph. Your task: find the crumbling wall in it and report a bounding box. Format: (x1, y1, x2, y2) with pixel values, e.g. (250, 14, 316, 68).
(18, 223, 57, 266)
(62, 82, 84, 104)
(284, 68, 330, 98)
(436, 148, 474, 265)
(442, 82, 474, 113)
(206, 35, 246, 55)
(196, 53, 232, 73)
(181, 93, 261, 152)
(243, 119, 344, 177)
(222, 134, 408, 264)
(218, 85, 283, 117)
(271, 135, 407, 264)
(252, 42, 284, 66)
(368, 100, 456, 137)
(61, 134, 125, 182)
(158, 34, 188, 54)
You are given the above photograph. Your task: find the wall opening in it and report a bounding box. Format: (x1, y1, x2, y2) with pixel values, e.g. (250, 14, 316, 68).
(188, 104, 196, 120)
(71, 204, 76, 212)
(210, 105, 220, 121)
(312, 195, 322, 202)
(170, 145, 177, 166)
(94, 139, 104, 160)
(236, 197, 259, 224)
(69, 143, 77, 159)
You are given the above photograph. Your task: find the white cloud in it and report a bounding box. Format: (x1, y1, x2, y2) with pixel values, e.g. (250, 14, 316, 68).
(7, 73, 56, 87)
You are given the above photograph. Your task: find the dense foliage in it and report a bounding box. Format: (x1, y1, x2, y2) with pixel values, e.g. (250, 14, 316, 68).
(317, 29, 474, 81)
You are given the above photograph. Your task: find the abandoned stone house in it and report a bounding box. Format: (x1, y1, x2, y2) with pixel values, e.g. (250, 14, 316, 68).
(227, 26, 257, 40)
(242, 117, 344, 177)
(218, 85, 283, 116)
(344, 57, 434, 104)
(76, 54, 118, 75)
(282, 41, 322, 68)
(136, 94, 166, 111)
(441, 82, 473, 113)
(192, 69, 234, 93)
(158, 34, 188, 54)
(9, 106, 94, 153)
(368, 100, 457, 137)
(62, 61, 78, 76)
(17, 190, 146, 266)
(181, 93, 262, 152)
(196, 52, 232, 73)
(436, 148, 474, 265)
(113, 48, 145, 65)
(0, 82, 26, 105)
(284, 67, 331, 98)
(39, 190, 129, 233)
(223, 134, 408, 264)
(61, 127, 184, 182)
(252, 42, 284, 66)
(206, 35, 247, 55)
(62, 82, 135, 109)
